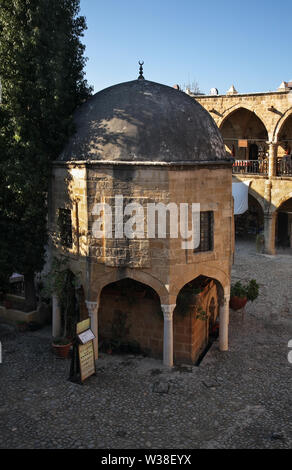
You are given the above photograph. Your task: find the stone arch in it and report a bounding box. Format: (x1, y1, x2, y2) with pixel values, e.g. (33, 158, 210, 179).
(173, 267, 228, 300)
(93, 268, 169, 303)
(173, 274, 224, 364)
(218, 104, 268, 132)
(273, 107, 292, 142)
(248, 187, 266, 212)
(219, 106, 269, 160)
(98, 276, 164, 358)
(272, 191, 292, 213)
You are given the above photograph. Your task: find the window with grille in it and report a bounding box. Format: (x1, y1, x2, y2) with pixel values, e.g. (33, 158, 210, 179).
(58, 209, 72, 248)
(194, 211, 214, 253)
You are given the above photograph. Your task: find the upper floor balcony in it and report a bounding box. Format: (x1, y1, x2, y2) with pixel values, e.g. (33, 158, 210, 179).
(276, 157, 292, 177)
(232, 158, 292, 177)
(232, 159, 268, 176)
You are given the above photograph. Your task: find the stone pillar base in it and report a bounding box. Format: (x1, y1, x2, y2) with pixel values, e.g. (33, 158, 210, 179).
(161, 304, 176, 367)
(219, 292, 230, 351)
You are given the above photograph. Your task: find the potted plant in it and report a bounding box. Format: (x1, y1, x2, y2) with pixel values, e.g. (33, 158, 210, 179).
(43, 256, 80, 359)
(230, 279, 259, 310)
(52, 336, 72, 358)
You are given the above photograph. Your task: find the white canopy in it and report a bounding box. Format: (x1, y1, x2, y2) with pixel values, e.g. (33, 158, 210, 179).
(232, 180, 251, 215)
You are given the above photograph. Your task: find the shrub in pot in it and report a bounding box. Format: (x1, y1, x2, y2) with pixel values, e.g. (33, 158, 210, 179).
(230, 279, 259, 310)
(52, 336, 72, 358)
(43, 257, 80, 359)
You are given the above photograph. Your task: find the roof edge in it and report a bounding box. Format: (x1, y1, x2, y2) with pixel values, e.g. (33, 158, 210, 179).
(53, 159, 233, 168)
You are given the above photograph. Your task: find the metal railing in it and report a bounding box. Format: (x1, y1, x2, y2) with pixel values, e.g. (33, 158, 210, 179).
(276, 157, 292, 176)
(232, 159, 268, 175)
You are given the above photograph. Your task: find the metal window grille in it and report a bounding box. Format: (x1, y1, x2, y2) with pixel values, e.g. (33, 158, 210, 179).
(194, 211, 214, 253)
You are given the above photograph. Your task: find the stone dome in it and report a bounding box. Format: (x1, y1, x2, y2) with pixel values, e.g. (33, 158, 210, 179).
(59, 79, 227, 163)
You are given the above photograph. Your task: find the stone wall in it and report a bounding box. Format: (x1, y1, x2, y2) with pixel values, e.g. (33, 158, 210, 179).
(194, 90, 292, 254)
(50, 160, 232, 364)
(54, 162, 232, 299)
(195, 90, 292, 142)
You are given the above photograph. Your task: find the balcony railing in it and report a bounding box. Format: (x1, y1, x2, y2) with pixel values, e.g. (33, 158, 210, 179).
(276, 157, 292, 176)
(232, 159, 268, 175)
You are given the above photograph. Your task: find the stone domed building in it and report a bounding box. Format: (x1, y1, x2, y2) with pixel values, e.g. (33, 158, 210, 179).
(50, 70, 233, 366)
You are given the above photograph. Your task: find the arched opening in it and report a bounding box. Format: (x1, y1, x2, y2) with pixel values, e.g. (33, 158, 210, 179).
(249, 143, 259, 161)
(276, 114, 292, 176)
(98, 278, 163, 357)
(234, 194, 264, 241)
(276, 198, 292, 252)
(220, 108, 268, 165)
(174, 275, 223, 365)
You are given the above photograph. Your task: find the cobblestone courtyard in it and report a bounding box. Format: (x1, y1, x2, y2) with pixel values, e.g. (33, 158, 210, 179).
(1, 241, 292, 449)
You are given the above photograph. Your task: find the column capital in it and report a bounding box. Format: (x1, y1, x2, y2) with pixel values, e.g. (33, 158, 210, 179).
(266, 141, 278, 147)
(161, 304, 176, 320)
(85, 300, 98, 316)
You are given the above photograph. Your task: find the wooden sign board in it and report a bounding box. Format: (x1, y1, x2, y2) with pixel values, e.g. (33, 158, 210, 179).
(78, 341, 96, 382)
(77, 318, 91, 335)
(69, 318, 96, 384)
(238, 139, 248, 148)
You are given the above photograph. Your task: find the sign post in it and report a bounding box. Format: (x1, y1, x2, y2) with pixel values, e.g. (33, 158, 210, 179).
(69, 318, 96, 384)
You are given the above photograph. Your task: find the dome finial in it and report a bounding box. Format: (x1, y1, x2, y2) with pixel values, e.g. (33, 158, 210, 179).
(138, 60, 144, 80)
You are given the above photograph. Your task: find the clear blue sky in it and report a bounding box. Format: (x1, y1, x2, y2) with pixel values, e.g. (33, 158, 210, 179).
(80, 0, 292, 95)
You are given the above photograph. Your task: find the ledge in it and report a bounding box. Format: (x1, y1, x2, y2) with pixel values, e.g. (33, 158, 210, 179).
(194, 90, 289, 99)
(53, 159, 233, 169)
(272, 176, 292, 181)
(232, 174, 268, 180)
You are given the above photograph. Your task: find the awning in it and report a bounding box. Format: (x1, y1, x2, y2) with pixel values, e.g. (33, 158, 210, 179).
(232, 180, 251, 215)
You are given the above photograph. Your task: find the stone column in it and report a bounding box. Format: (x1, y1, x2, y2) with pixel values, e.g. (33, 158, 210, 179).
(267, 142, 278, 178)
(52, 295, 61, 337)
(263, 213, 276, 255)
(161, 304, 175, 367)
(219, 289, 230, 351)
(86, 300, 99, 360)
(264, 180, 272, 206)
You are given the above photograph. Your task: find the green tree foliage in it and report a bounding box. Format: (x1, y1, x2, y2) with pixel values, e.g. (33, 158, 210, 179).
(0, 0, 92, 308)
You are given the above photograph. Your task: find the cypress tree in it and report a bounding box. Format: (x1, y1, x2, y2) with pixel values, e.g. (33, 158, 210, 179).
(0, 0, 92, 308)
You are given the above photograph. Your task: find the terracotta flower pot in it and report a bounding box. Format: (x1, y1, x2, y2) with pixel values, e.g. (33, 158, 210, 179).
(52, 342, 71, 358)
(229, 296, 247, 311)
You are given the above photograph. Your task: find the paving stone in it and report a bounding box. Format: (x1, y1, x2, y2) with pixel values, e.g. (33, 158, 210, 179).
(0, 241, 292, 449)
